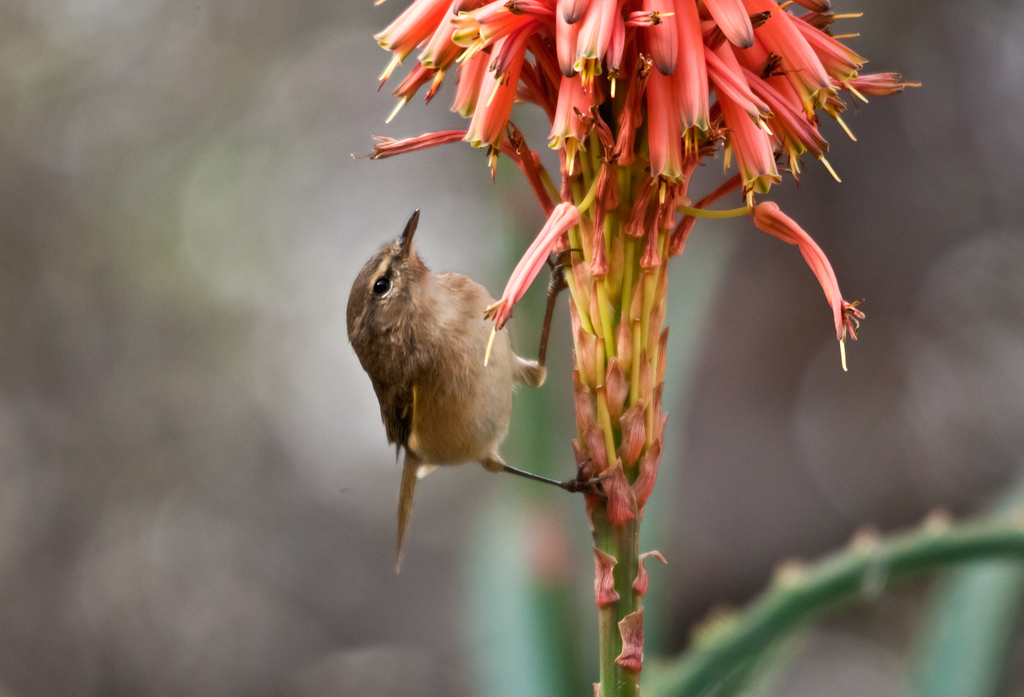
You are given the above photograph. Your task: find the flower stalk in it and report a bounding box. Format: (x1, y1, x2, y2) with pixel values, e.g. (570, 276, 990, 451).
(365, 1, 910, 693)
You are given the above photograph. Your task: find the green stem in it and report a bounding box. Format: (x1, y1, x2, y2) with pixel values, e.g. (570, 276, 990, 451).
(614, 518, 640, 697)
(652, 520, 1024, 697)
(594, 509, 622, 697)
(578, 174, 602, 214)
(675, 205, 749, 219)
(593, 509, 643, 697)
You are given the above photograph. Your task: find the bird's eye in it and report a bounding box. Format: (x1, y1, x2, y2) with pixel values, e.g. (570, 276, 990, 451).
(373, 277, 391, 296)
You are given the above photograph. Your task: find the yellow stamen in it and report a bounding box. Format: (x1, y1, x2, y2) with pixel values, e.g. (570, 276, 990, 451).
(758, 118, 774, 137)
(840, 337, 848, 372)
(566, 140, 578, 176)
(835, 115, 857, 141)
(610, 77, 617, 98)
(380, 54, 402, 82)
(430, 70, 446, 93)
(386, 98, 408, 124)
(832, 12, 864, 19)
(819, 156, 842, 182)
(465, 42, 485, 64)
(484, 326, 497, 366)
(844, 81, 869, 103)
(723, 144, 733, 172)
(831, 33, 860, 40)
(658, 179, 667, 204)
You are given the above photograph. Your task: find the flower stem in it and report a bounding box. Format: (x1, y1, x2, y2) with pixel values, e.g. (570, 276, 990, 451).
(593, 509, 621, 696)
(675, 205, 749, 219)
(578, 175, 603, 214)
(593, 509, 642, 697)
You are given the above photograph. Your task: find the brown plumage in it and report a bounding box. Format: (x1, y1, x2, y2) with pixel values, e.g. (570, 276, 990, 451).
(346, 211, 544, 569)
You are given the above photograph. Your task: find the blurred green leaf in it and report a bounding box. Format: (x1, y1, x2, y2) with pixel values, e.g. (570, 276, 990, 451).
(907, 562, 1024, 697)
(906, 484, 1024, 697)
(466, 498, 568, 697)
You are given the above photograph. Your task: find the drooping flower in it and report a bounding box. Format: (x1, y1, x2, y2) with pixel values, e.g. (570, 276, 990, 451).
(752, 201, 864, 369)
(485, 202, 581, 331)
(843, 72, 920, 97)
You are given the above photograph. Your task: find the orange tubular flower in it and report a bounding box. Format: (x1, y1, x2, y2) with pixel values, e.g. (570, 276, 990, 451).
(646, 69, 685, 182)
(704, 45, 770, 122)
(559, 0, 590, 23)
(556, 9, 582, 76)
(463, 35, 528, 155)
(753, 201, 864, 369)
(418, 9, 463, 71)
(742, 0, 832, 112)
(375, 0, 455, 81)
(451, 51, 490, 118)
(792, 16, 865, 83)
(644, 0, 678, 75)
(367, 131, 469, 160)
(549, 74, 595, 149)
(843, 72, 919, 97)
(742, 67, 828, 173)
(713, 44, 779, 195)
(701, 0, 754, 48)
(719, 95, 778, 196)
(575, 0, 619, 82)
(486, 202, 581, 330)
(452, 1, 535, 62)
(671, 0, 709, 133)
(606, 9, 626, 77)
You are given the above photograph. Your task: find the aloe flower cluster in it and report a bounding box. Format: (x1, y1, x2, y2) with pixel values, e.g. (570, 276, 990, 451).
(369, 0, 909, 693)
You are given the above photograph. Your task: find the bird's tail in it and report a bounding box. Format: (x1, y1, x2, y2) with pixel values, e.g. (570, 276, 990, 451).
(396, 452, 422, 572)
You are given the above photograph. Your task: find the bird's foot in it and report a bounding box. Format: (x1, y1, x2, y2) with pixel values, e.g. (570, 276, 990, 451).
(501, 463, 605, 495)
(555, 472, 605, 495)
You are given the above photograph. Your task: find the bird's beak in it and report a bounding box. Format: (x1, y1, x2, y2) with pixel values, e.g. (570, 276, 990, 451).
(399, 209, 419, 259)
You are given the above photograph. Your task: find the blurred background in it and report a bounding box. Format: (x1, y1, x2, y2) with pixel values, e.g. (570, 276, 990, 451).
(2, 1, 1024, 695)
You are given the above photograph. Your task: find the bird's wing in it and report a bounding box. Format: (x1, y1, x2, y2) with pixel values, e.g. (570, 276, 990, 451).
(372, 379, 413, 452)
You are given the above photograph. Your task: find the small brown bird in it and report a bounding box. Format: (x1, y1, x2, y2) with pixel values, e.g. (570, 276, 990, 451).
(347, 211, 588, 568)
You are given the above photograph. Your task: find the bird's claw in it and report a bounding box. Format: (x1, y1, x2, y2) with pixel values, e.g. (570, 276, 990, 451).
(559, 475, 605, 495)
(558, 459, 604, 495)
